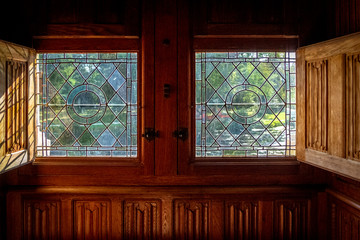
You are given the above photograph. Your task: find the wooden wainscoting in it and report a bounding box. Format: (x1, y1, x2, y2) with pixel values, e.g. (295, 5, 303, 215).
(6, 186, 321, 240)
(327, 189, 360, 240)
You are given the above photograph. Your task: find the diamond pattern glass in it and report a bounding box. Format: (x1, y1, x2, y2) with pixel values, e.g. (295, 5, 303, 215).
(195, 52, 296, 157)
(36, 53, 137, 157)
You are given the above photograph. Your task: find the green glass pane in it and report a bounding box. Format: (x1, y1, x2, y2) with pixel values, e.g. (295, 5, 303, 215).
(261, 81, 276, 101)
(248, 69, 265, 86)
(49, 94, 65, 114)
(59, 82, 73, 100)
(238, 130, 256, 146)
(217, 62, 235, 79)
(88, 122, 106, 138)
(109, 94, 125, 116)
(78, 130, 96, 146)
(207, 69, 224, 90)
(68, 70, 85, 87)
(258, 130, 275, 146)
(48, 118, 66, 138)
(117, 109, 127, 125)
(227, 69, 245, 87)
(118, 63, 127, 77)
(108, 120, 125, 138)
(58, 130, 76, 146)
(99, 53, 116, 60)
(257, 62, 275, 79)
(101, 108, 116, 126)
(58, 63, 76, 79)
(237, 62, 255, 79)
(101, 82, 115, 101)
(88, 69, 106, 86)
(49, 70, 65, 90)
(57, 108, 72, 127)
(68, 122, 86, 139)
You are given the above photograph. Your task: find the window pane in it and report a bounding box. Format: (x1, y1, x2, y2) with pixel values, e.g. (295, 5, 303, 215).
(195, 52, 296, 157)
(36, 53, 137, 157)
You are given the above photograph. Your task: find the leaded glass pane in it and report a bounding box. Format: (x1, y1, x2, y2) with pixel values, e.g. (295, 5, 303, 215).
(36, 53, 137, 157)
(195, 52, 296, 157)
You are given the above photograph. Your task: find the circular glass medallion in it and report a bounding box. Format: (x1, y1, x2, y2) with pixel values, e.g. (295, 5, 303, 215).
(67, 84, 107, 124)
(232, 90, 261, 118)
(73, 91, 101, 118)
(225, 85, 267, 124)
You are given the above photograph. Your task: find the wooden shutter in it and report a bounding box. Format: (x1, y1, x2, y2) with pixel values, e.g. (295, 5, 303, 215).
(296, 32, 360, 181)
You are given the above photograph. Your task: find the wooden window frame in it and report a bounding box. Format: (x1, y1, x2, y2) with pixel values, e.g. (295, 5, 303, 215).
(177, 2, 300, 175)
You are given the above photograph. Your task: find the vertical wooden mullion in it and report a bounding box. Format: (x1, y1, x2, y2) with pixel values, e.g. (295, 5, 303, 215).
(141, 0, 155, 175)
(154, 0, 178, 175)
(177, 0, 192, 174)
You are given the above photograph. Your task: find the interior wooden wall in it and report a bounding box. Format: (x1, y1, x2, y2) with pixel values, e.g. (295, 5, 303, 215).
(0, 0, 359, 239)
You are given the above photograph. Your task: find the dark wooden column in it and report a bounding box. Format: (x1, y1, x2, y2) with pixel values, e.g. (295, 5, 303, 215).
(154, 0, 178, 175)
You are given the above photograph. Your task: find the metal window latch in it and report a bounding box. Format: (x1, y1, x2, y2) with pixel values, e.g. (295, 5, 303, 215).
(142, 128, 159, 142)
(172, 128, 188, 141)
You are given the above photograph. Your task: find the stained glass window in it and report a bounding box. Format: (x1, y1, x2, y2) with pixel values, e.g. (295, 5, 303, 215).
(36, 53, 137, 157)
(195, 52, 296, 157)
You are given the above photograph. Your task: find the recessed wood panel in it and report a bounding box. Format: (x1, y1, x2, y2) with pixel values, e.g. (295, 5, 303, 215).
(346, 53, 360, 161)
(174, 200, 210, 239)
(124, 200, 161, 239)
(225, 201, 259, 240)
(23, 200, 60, 240)
(306, 60, 328, 153)
(274, 200, 310, 239)
(74, 200, 110, 240)
(328, 191, 360, 240)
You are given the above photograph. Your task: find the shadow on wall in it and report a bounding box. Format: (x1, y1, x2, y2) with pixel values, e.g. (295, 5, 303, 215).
(0, 150, 28, 174)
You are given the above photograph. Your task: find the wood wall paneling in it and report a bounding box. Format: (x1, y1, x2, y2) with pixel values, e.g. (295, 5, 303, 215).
(174, 200, 210, 239)
(74, 200, 110, 239)
(328, 190, 360, 240)
(306, 60, 329, 153)
(346, 53, 360, 161)
(124, 200, 161, 239)
(225, 201, 259, 240)
(274, 200, 311, 240)
(23, 200, 61, 240)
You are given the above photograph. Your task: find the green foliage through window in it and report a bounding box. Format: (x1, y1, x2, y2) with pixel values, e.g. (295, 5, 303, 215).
(36, 53, 137, 157)
(195, 52, 296, 157)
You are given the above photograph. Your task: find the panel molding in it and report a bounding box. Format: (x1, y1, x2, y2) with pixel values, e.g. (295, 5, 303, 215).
(346, 53, 360, 161)
(327, 189, 360, 240)
(274, 200, 310, 240)
(225, 201, 259, 240)
(23, 200, 61, 240)
(124, 200, 161, 239)
(174, 200, 210, 239)
(306, 60, 329, 153)
(74, 200, 110, 240)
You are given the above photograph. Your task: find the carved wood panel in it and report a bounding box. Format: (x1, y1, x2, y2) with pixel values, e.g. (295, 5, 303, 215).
(346, 53, 360, 161)
(124, 200, 161, 239)
(23, 200, 60, 240)
(74, 200, 110, 240)
(274, 200, 310, 240)
(174, 200, 210, 240)
(329, 193, 360, 240)
(225, 201, 259, 240)
(306, 60, 329, 153)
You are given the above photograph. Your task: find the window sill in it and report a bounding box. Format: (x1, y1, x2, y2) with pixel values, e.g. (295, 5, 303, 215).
(0, 150, 28, 174)
(33, 157, 142, 167)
